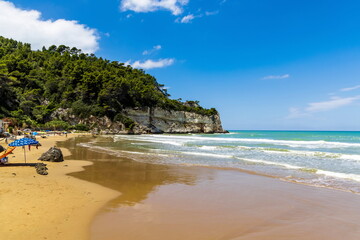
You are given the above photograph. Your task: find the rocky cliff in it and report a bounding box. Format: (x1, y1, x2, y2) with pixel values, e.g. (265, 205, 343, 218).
(51, 107, 226, 134)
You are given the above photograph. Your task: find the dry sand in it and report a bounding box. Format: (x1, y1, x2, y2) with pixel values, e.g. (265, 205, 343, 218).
(0, 134, 119, 240)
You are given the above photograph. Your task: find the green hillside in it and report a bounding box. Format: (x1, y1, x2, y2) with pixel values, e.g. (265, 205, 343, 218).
(0, 36, 217, 128)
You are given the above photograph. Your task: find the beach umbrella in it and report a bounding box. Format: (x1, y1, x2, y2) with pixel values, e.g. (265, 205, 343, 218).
(9, 138, 39, 163)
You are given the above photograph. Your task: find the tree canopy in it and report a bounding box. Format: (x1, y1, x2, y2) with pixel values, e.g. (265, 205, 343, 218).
(0, 36, 217, 128)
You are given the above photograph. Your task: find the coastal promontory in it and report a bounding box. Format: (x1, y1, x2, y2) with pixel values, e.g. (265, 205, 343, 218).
(0, 36, 225, 134)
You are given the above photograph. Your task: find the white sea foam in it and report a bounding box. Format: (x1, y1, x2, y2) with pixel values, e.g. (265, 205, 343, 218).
(185, 143, 360, 163)
(115, 135, 185, 146)
(257, 148, 360, 161)
(78, 142, 122, 156)
(78, 142, 170, 157)
(340, 154, 360, 161)
(114, 134, 360, 149)
(123, 150, 170, 157)
(180, 151, 234, 159)
(198, 146, 218, 150)
(317, 170, 360, 182)
(239, 157, 303, 170)
(239, 157, 360, 182)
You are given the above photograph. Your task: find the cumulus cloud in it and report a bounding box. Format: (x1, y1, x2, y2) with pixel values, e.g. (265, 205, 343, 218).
(121, 0, 189, 15)
(0, 0, 99, 53)
(262, 74, 290, 80)
(287, 96, 360, 119)
(143, 45, 162, 55)
(126, 58, 175, 69)
(340, 85, 360, 92)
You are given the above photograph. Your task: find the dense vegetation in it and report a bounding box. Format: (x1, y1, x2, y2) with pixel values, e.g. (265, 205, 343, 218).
(0, 36, 217, 128)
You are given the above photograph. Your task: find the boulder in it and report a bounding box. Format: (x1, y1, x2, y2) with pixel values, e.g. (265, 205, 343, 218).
(38, 147, 64, 162)
(35, 163, 48, 175)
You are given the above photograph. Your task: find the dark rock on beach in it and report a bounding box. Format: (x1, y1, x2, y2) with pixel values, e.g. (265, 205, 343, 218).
(38, 147, 64, 162)
(35, 163, 48, 175)
(0, 145, 5, 152)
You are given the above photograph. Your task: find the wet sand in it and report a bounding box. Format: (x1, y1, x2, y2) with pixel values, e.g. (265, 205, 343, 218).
(61, 137, 360, 240)
(0, 134, 119, 240)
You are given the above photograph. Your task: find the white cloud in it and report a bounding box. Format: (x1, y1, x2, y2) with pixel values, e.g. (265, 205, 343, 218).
(340, 85, 360, 92)
(287, 96, 360, 119)
(305, 96, 360, 112)
(175, 10, 218, 24)
(121, 0, 189, 15)
(286, 107, 309, 119)
(205, 10, 219, 16)
(262, 74, 290, 80)
(0, 0, 99, 53)
(179, 14, 195, 23)
(142, 45, 162, 55)
(126, 58, 175, 69)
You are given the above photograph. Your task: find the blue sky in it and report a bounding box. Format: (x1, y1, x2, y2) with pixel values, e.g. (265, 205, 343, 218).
(1, 0, 360, 130)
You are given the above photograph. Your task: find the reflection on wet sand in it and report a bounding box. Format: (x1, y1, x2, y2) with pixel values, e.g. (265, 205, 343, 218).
(58, 137, 203, 208)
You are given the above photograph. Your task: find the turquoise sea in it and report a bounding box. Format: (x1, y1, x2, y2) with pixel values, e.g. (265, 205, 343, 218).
(80, 131, 360, 193)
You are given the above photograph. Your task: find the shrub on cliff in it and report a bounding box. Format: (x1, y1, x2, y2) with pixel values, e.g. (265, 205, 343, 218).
(74, 123, 89, 131)
(44, 120, 70, 131)
(114, 114, 135, 130)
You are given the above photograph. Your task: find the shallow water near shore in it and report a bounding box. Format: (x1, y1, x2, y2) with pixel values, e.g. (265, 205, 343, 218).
(58, 136, 360, 240)
(79, 130, 360, 193)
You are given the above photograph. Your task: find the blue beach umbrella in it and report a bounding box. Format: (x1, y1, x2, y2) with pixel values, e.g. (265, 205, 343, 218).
(9, 138, 39, 163)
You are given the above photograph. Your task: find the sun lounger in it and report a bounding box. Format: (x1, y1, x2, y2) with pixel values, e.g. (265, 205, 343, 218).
(0, 146, 16, 159)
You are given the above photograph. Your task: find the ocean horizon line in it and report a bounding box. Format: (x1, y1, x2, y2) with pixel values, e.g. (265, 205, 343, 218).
(226, 129, 360, 132)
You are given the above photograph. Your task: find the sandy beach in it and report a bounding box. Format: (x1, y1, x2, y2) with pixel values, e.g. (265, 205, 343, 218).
(2, 1, 360, 239)
(1, 135, 360, 240)
(0, 134, 119, 240)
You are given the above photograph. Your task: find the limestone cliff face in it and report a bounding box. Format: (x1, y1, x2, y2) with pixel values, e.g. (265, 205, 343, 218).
(124, 107, 225, 134)
(51, 107, 226, 134)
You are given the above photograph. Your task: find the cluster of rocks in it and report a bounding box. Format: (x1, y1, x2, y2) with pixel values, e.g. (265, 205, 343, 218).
(34, 147, 63, 175)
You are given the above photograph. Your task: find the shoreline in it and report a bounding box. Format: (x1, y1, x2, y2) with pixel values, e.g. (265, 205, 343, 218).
(86, 164, 360, 240)
(1, 134, 360, 240)
(0, 134, 119, 240)
(184, 164, 360, 195)
(65, 136, 360, 240)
